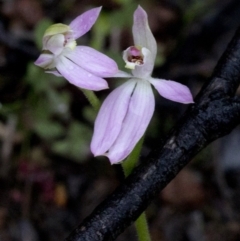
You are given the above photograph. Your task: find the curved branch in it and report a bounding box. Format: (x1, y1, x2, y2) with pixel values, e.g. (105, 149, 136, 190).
(65, 27, 240, 241)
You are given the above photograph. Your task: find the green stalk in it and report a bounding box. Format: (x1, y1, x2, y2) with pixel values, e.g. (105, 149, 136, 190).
(135, 213, 151, 241)
(81, 89, 101, 111)
(81, 89, 151, 241)
(121, 136, 152, 241)
(121, 136, 144, 177)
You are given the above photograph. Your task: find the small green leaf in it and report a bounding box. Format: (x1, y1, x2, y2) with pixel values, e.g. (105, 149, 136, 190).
(52, 122, 92, 162)
(34, 120, 65, 139)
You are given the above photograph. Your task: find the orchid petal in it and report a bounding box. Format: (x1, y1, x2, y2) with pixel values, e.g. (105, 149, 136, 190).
(132, 6, 157, 60)
(45, 34, 64, 55)
(65, 46, 118, 77)
(112, 70, 132, 78)
(149, 78, 194, 104)
(34, 53, 54, 68)
(45, 70, 62, 77)
(69, 7, 101, 39)
(56, 56, 109, 90)
(107, 80, 155, 164)
(91, 80, 137, 156)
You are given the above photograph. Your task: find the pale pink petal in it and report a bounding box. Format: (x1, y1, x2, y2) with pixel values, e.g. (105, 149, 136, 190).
(45, 34, 64, 55)
(91, 80, 137, 156)
(34, 53, 54, 68)
(45, 70, 62, 77)
(56, 56, 108, 90)
(65, 46, 118, 77)
(132, 6, 157, 60)
(107, 80, 155, 164)
(149, 78, 194, 104)
(112, 70, 132, 78)
(69, 7, 101, 39)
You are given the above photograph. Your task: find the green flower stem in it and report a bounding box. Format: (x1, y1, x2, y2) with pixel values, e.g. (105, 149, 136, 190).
(135, 213, 152, 241)
(121, 136, 144, 177)
(81, 89, 101, 111)
(121, 136, 152, 241)
(81, 89, 151, 241)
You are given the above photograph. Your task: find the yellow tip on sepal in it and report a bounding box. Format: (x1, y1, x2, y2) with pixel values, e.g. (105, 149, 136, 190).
(44, 23, 71, 37)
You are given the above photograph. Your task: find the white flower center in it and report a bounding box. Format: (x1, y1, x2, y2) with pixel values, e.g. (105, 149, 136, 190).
(123, 46, 144, 70)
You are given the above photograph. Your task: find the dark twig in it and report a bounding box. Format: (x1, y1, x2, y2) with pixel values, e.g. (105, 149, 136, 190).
(65, 27, 240, 241)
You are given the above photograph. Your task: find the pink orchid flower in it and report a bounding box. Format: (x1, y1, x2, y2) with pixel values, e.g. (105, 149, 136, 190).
(34, 7, 118, 91)
(91, 6, 194, 164)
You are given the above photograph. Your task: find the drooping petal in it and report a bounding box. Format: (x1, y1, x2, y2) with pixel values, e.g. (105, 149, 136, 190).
(65, 46, 118, 77)
(91, 80, 137, 156)
(56, 56, 109, 90)
(69, 7, 102, 39)
(107, 80, 155, 164)
(34, 53, 54, 69)
(132, 6, 157, 61)
(45, 34, 65, 55)
(149, 78, 194, 104)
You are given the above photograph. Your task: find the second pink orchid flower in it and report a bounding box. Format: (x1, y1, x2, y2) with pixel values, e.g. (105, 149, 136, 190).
(91, 6, 194, 164)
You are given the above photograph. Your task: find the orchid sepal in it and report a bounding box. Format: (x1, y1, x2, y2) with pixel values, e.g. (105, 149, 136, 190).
(132, 6, 157, 60)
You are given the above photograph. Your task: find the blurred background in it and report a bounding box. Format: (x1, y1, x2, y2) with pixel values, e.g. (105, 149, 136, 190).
(1, 0, 240, 240)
